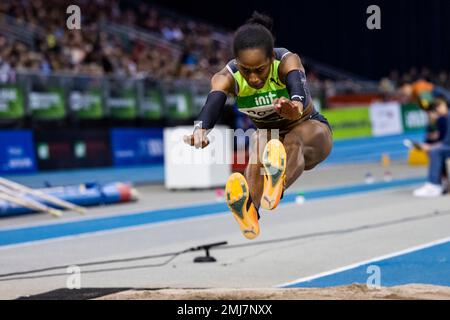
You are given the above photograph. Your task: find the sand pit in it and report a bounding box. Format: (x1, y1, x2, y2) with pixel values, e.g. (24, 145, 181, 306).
(96, 284, 450, 300)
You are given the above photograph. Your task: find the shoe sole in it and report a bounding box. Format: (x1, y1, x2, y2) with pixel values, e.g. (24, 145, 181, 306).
(261, 139, 287, 210)
(225, 173, 260, 240)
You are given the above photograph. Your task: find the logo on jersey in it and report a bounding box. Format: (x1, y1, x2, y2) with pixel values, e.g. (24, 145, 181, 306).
(254, 92, 278, 107)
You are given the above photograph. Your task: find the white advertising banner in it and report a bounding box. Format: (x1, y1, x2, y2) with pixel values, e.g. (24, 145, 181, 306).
(369, 102, 403, 136)
(163, 125, 232, 189)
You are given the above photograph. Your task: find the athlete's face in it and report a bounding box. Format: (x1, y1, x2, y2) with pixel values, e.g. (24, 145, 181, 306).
(236, 48, 273, 89)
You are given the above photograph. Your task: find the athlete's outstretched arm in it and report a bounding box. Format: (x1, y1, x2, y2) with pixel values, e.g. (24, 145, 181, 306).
(273, 53, 310, 120)
(183, 68, 235, 149)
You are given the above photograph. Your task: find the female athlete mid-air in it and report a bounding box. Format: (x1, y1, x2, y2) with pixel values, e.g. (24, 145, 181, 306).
(184, 12, 333, 239)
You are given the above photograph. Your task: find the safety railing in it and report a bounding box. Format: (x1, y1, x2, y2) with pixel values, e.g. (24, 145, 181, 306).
(0, 14, 45, 48)
(101, 21, 183, 58)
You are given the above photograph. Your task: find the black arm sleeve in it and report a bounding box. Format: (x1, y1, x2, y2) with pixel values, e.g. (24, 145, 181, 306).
(195, 91, 227, 130)
(285, 70, 311, 107)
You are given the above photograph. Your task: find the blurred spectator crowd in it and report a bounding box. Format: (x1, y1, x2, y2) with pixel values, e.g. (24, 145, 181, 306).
(1, 0, 450, 100)
(0, 0, 232, 81)
(379, 68, 450, 99)
(304, 67, 450, 103)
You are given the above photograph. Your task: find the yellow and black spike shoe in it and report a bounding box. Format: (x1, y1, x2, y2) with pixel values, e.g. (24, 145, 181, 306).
(261, 139, 287, 211)
(225, 172, 260, 240)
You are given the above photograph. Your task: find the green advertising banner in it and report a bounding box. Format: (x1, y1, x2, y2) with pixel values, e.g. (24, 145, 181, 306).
(29, 89, 65, 120)
(322, 106, 372, 140)
(70, 89, 103, 120)
(193, 93, 208, 115)
(108, 89, 137, 120)
(166, 89, 193, 120)
(0, 85, 25, 119)
(401, 103, 428, 132)
(142, 89, 164, 120)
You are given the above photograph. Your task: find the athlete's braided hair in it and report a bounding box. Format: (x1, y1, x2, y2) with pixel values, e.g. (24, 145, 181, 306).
(233, 11, 275, 58)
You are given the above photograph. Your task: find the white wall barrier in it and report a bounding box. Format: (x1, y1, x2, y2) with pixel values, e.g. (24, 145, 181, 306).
(163, 126, 233, 189)
(369, 101, 404, 137)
